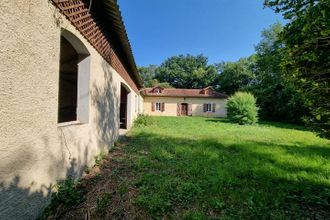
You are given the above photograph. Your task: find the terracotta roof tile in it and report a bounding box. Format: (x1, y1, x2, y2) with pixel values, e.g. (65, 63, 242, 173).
(141, 87, 228, 98)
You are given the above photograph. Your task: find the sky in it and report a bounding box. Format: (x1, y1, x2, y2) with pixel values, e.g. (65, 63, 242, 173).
(117, 0, 284, 67)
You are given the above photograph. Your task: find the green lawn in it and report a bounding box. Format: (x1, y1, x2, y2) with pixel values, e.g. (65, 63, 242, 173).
(124, 116, 329, 219)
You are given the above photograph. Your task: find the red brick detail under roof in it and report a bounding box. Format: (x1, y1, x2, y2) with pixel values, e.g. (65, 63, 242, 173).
(141, 87, 228, 98)
(52, 0, 140, 92)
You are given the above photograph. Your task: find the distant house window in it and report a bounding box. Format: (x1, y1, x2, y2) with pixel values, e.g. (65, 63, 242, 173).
(153, 87, 163, 94)
(152, 102, 164, 112)
(58, 31, 90, 124)
(204, 103, 216, 113)
(206, 103, 212, 112)
(135, 95, 138, 112)
(156, 102, 162, 111)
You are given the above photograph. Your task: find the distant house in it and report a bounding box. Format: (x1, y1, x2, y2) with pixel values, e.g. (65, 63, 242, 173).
(0, 0, 143, 219)
(142, 86, 228, 117)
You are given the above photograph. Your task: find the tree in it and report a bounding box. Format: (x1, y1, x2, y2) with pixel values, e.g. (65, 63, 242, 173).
(215, 56, 256, 95)
(251, 23, 308, 123)
(155, 54, 218, 89)
(264, 0, 330, 138)
(138, 65, 158, 87)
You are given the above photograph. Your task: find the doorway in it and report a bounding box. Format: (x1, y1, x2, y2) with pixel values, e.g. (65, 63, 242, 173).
(120, 84, 129, 129)
(181, 103, 188, 116)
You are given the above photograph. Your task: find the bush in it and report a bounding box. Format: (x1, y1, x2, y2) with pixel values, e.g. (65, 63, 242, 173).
(52, 178, 83, 207)
(40, 178, 83, 218)
(134, 114, 153, 127)
(227, 92, 259, 125)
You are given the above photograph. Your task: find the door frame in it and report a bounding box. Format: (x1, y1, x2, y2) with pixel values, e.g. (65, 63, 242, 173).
(180, 103, 188, 116)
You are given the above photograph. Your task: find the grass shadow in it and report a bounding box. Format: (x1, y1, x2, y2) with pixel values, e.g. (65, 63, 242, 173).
(205, 117, 309, 132)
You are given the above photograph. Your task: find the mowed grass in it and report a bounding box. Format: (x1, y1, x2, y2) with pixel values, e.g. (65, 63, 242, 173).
(123, 116, 330, 219)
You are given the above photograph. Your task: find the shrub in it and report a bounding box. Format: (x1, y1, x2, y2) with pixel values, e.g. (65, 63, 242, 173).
(227, 92, 259, 125)
(40, 178, 83, 218)
(134, 114, 153, 127)
(52, 178, 83, 207)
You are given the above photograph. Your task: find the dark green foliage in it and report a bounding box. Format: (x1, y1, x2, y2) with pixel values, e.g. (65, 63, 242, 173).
(39, 178, 83, 218)
(134, 114, 154, 127)
(155, 54, 218, 89)
(52, 178, 83, 207)
(227, 92, 259, 125)
(215, 56, 256, 95)
(138, 65, 174, 88)
(96, 192, 111, 216)
(138, 65, 157, 87)
(264, 0, 330, 137)
(250, 23, 308, 123)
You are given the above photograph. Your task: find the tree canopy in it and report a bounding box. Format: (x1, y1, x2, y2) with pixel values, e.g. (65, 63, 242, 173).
(155, 54, 218, 89)
(215, 56, 256, 95)
(265, 0, 330, 137)
(250, 23, 308, 123)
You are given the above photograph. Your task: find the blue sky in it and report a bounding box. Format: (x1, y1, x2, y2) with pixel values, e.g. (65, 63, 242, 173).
(118, 0, 283, 66)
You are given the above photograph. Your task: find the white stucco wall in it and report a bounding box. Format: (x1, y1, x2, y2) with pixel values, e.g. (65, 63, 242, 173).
(143, 97, 227, 117)
(0, 1, 141, 219)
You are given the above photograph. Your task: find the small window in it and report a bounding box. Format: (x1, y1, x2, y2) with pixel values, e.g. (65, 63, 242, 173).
(135, 95, 138, 112)
(155, 102, 162, 111)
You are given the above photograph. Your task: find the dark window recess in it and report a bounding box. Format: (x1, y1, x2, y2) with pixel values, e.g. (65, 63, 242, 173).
(120, 84, 129, 129)
(58, 37, 79, 123)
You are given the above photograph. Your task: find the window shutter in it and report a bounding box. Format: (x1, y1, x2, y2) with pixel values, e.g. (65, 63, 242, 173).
(161, 103, 165, 112)
(77, 56, 90, 123)
(203, 104, 207, 112)
(177, 103, 181, 116)
(188, 104, 192, 116)
(212, 103, 216, 112)
(151, 102, 155, 112)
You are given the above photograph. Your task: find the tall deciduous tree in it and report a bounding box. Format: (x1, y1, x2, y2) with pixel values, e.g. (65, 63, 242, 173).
(155, 54, 218, 89)
(215, 56, 256, 95)
(265, 0, 330, 138)
(138, 65, 158, 87)
(251, 23, 308, 123)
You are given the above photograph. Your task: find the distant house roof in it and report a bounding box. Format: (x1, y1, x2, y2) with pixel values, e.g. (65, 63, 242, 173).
(141, 86, 228, 98)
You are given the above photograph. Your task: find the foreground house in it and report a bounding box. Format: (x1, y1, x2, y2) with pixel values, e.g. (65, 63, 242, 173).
(0, 0, 143, 219)
(142, 87, 228, 117)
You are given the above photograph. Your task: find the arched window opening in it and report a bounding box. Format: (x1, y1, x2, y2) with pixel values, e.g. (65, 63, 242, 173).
(58, 30, 90, 124)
